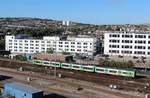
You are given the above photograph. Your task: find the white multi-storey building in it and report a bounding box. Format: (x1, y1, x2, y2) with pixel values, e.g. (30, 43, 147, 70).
(104, 31, 150, 57)
(5, 35, 99, 56)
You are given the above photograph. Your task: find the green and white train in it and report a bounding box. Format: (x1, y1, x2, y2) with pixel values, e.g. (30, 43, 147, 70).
(32, 59, 136, 78)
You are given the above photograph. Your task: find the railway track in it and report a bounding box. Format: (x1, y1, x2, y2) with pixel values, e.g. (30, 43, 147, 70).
(0, 59, 150, 93)
(0, 68, 141, 98)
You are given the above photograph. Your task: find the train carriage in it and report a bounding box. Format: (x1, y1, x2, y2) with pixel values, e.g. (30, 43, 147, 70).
(71, 64, 82, 70)
(120, 70, 135, 77)
(41, 60, 50, 66)
(61, 63, 71, 69)
(95, 67, 108, 74)
(81, 65, 95, 72)
(32, 60, 42, 65)
(49, 61, 61, 67)
(107, 68, 118, 75)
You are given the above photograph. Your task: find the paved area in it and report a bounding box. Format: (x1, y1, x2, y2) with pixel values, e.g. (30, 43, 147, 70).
(0, 67, 144, 98)
(109, 55, 150, 68)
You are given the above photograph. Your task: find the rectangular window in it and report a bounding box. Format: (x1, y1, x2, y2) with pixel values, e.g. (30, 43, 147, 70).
(134, 51, 145, 54)
(135, 46, 145, 49)
(109, 45, 119, 48)
(109, 40, 120, 43)
(135, 35, 146, 38)
(71, 42, 75, 44)
(65, 42, 69, 44)
(109, 34, 120, 37)
(122, 35, 133, 38)
(77, 42, 81, 44)
(135, 40, 146, 44)
(59, 42, 63, 44)
(71, 49, 75, 51)
(122, 40, 132, 43)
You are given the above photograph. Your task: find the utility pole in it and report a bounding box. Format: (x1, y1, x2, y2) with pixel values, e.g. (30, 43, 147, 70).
(54, 36, 57, 78)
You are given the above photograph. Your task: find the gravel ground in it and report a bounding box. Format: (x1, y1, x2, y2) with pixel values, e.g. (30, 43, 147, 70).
(0, 67, 144, 98)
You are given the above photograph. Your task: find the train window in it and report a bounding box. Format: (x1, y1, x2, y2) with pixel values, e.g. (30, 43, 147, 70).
(122, 72, 128, 74)
(72, 66, 80, 68)
(43, 62, 49, 64)
(83, 67, 93, 70)
(109, 70, 117, 73)
(62, 64, 70, 67)
(96, 68, 104, 72)
(56, 63, 60, 65)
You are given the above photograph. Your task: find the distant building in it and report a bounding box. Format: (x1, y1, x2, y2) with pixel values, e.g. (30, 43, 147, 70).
(3, 82, 43, 98)
(104, 31, 150, 57)
(5, 35, 100, 57)
(62, 21, 70, 26)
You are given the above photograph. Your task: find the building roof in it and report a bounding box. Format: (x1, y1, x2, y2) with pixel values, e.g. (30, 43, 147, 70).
(5, 82, 43, 94)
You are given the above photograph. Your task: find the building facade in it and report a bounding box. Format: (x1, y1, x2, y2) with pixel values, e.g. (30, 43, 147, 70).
(4, 82, 43, 98)
(5, 35, 99, 56)
(104, 31, 150, 57)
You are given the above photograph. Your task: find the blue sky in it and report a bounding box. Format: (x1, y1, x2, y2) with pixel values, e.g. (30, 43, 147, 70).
(0, 0, 150, 24)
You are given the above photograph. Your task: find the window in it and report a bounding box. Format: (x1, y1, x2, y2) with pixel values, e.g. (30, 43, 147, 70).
(135, 35, 146, 38)
(65, 42, 69, 44)
(47, 41, 50, 43)
(134, 51, 145, 54)
(25, 47, 28, 49)
(71, 45, 75, 48)
(135, 40, 146, 44)
(109, 34, 120, 37)
(109, 40, 120, 43)
(9, 40, 12, 42)
(77, 42, 81, 44)
(83, 43, 88, 45)
(122, 45, 132, 49)
(25, 40, 28, 42)
(121, 51, 132, 54)
(59, 45, 63, 47)
(77, 49, 81, 51)
(71, 49, 75, 51)
(122, 35, 133, 38)
(65, 45, 69, 47)
(77, 46, 81, 48)
(83, 46, 88, 48)
(109, 50, 119, 53)
(59, 42, 63, 44)
(36, 41, 39, 43)
(71, 42, 75, 44)
(9, 43, 12, 45)
(122, 40, 132, 43)
(135, 46, 145, 49)
(109, 45, 119, 48)
(30, 40, 34, 43)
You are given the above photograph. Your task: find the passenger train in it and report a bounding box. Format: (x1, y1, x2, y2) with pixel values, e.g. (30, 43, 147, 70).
(31, 59, 136, 78)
